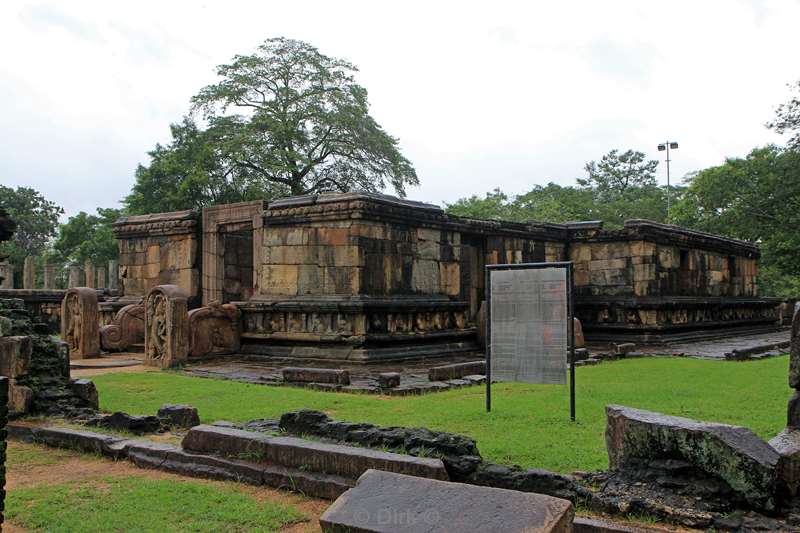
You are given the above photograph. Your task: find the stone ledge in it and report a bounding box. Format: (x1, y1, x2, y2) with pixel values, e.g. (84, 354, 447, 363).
(319, 469, 573, 533)
(428, 360, 485, 381)
(182, 424, 449, 481)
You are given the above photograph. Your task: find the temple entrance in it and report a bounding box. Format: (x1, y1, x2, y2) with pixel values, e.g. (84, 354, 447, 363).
(201, 201, 264, 306)
(222, 230, 254, 303)
(460, 234, 486, 320)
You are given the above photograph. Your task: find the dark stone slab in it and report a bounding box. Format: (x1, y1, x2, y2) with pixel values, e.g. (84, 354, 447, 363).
(182, 424, 449, 481)
(428, 360, 485, 381)
(792, 309, 800, 389)
(468, 462, 591, 502)
(88, 412, 162, 434)
(69, 379, 99, 410)
(573, 517, 665, 532)
(377, 372, 400, 388)
(319, 469, 573, 533)
(788, 391, 800, 429)
(282, 367, 350, 385)
(606, 405, 779, 510)
(158, 404, 200, 428)
(30, 426, 123, 455)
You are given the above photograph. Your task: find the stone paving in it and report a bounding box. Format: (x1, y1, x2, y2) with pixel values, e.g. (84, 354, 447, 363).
(184, 354, 487, 395)
(631, 328, 791, 360)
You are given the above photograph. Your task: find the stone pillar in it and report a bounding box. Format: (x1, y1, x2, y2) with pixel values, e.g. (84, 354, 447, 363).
(0, 262, 13, 289)
(68, 266, 82, 288)
(22, 256, 35, 289)
(144, 284, 189, 368)
(60, 287, 100, 359)
(84, 261, 95, 289)
(108, 260, 119, 291)
(96, 266, 107, 290)
(43, 262, 56, 289)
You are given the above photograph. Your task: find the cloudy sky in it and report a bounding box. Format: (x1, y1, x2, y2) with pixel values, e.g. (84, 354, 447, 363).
(1, 0, 798, 218)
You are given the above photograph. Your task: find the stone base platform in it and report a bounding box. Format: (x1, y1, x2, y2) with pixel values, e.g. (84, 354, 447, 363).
(184, 355, 486, 395)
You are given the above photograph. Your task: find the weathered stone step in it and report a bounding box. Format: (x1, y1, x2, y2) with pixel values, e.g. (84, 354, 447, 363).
(182, 424, 449, 481)
(428, 360, 485, 381)
(9, 424, 353, 500)
(319, 469, 573, 532)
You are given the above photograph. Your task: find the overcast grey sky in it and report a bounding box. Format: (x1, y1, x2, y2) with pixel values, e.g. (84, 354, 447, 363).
(1, 0, 798, 218)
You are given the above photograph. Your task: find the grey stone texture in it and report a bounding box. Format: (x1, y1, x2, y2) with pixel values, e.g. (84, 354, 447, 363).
(182, 424, 449, 481)
(319, 469, 574, 533)
(428, 360, 485, 381)
(606, 405, 779, 510)
(158, 404, 200, 428)
(282, 367, 350, 385)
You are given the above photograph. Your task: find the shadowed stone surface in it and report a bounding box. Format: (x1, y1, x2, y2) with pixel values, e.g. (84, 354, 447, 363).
(377, 372, 400, 388)
(69, 379, 98, 410)
(182, 424, 449, 481)
(769, 428, 800, 497)
(158, 404, 200, 428)
(606, 405, 779, 510)
(282, 367, 350, 385)
(88, 412, 162, 434)
(427, 360, 485, 381)
(319, 469, 573, 533)
(792, 310, 800, 389)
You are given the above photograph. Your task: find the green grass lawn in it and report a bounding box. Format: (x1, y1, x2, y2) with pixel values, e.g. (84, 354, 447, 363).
(5, 442, 306, 533)
(92, 356, 791, 473)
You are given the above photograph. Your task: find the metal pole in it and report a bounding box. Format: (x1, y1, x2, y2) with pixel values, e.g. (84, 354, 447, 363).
(485, 266, 492, 413)
(665, 141, 671, 219)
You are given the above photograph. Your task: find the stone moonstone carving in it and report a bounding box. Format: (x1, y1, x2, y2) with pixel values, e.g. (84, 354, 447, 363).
(187, 302, 241, 358)
(144, 285, 189, 368)
(60, 287, 100, 359)
(100, 303, 145, 352)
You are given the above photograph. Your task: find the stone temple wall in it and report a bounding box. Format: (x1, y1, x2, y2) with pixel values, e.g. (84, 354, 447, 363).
(113, 211, 200, 305)
(109, 195, 781, 352)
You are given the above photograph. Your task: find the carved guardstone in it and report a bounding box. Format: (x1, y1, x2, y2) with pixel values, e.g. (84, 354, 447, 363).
(100, 303, 145, 352)
(144, 285, 189, 368)
(60, 287, 100, 359)
(187, 302, 240, 358)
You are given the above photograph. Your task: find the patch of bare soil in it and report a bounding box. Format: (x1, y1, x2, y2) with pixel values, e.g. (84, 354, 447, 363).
(5, 441, 325, 532)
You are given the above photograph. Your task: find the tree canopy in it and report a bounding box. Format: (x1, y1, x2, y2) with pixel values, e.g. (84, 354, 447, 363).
(767, 80, 800, 150)
(672, 145, 800, 295)
(0, 185, 63, 270)
(53, 208, 122, 267)
(126, 38, 417, 214)
(446, 149, 670, 228)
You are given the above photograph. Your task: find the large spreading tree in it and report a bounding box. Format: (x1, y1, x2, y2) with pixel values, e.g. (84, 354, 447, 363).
(127, 38, 417, 214)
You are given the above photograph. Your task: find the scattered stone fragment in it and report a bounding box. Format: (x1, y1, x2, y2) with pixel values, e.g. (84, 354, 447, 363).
(282, 367, 350, 385)
(69, 378, 99, 410)
(319, 469, 574, 533)
(428, 361, 485, 381)
(89, 411, 162, 434)
(158, 404, 200, 428)
(769, 427, 800, 496)
(606, 404, 779, 510)
(613, 343, 635, 356)
(377, 372, 400, 388)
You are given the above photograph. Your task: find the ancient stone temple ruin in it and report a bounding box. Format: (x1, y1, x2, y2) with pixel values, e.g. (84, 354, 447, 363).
(105, 192, 781, 363)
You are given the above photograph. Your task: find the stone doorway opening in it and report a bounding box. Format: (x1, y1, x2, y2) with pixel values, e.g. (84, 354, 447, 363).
(222, 230, 254, 303)
(201, 201, 265, 306)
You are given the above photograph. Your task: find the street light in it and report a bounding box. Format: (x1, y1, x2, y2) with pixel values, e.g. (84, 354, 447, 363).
(657, 141, 679, 220)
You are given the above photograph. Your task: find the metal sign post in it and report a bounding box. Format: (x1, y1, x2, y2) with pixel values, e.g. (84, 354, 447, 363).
(485, 261, 576, 421)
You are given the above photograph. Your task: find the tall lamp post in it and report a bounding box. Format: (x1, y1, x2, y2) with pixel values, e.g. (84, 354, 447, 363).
(657, 141, 679, 220)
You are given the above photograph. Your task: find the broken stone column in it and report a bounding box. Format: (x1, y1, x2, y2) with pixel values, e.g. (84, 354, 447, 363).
(96, 266, 107, 290)
(84, 261, 95, 289)
(22, 256, 36, 289)
(144, 284, 189, 368)
(60, 287, 100, 359)
(67, 266, 82, 288)
(0, 262, 13, 289)
(108, 260, 119, 291)
(43, 262, 56, 289)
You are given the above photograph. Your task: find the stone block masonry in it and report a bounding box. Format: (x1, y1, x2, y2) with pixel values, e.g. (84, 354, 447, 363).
(320, 469, 574, 533)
